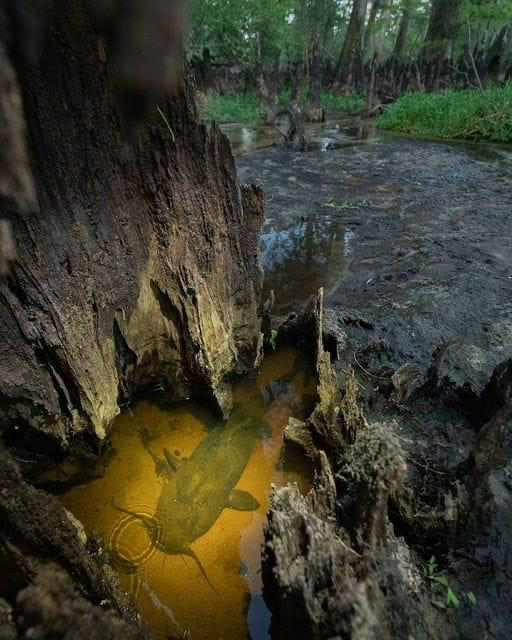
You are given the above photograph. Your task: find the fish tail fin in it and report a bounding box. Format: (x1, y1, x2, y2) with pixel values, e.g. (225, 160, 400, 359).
(182, 547, 219, 597)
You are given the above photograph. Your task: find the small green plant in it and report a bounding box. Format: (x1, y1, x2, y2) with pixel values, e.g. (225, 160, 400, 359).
(378, 83, 512, 143)
(270, 329, 278, 350)
(321, 196, 368, 209)
(321, 196, 337, 208)
(423, 556, 477, 609)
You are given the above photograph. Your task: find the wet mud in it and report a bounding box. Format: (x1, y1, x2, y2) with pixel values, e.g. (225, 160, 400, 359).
(238, 134, 512, 637)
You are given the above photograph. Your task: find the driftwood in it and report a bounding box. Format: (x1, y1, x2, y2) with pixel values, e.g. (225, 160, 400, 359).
(273, 106, 307, 151)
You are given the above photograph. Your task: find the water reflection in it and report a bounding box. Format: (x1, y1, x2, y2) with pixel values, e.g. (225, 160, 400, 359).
(59, 347, 316, 640)
(261, 213, 352, 315)
(222, 113, 380, 156)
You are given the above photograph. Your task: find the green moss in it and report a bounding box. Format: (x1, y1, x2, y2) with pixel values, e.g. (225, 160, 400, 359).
(378, 84, 512, 142)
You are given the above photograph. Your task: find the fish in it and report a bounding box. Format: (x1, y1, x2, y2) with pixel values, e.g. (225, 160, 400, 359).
(112, 393, 267, 593)
(137, 427, 174, 476)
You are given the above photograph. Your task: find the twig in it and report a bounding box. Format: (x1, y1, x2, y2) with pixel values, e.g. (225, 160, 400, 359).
(339, 538, 362, 558)
(448, 63, 478, 90)
(352, 347, 393, 381)
(406, 455, 447, 476)
(466, 15, 484, 95)
(157, 106, 176, 142)
(340, 368, 367, 391)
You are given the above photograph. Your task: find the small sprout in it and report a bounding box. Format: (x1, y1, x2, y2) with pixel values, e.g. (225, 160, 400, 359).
(424, 555, 438, 577)
(321, 196, 336, 208)
(423, 556, 463, 611)
(446, 587, 460, 608)
(433, 575, 449, 588)
(270, 329, 278, 350)
(466, 591, 477, 606)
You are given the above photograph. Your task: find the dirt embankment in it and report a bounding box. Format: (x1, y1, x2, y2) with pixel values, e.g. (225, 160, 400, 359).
(241, 141, 512, 639)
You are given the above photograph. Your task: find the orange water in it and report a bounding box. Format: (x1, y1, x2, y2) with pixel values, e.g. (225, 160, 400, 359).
(59, 347, 316, 640)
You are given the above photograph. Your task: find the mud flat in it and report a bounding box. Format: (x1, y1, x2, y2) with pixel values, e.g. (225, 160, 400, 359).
(239, 139, 512, 638)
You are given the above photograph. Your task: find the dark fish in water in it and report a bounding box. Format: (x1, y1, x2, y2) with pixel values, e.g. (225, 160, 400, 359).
(112, 393, 267, 593)
(138, 427, 174, 476)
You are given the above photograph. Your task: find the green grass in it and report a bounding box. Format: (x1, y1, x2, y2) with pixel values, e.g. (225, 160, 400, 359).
(319, 90, 364, 112)
(200, 88, 364, 123)
(378, 84, 512, 143)
(278, 87, 364, 112)
(200, 92, 263, 123)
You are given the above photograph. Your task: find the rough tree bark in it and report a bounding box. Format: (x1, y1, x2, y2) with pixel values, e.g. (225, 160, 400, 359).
(364, 0, 383, 58)
(481, 25, 512, 85)
(420, 0, 464, 65)
(0, 1, 264, 455)
(335, 0, 369, 87)
(305, 29, 325, 122)
(256, 53, 281, 124)
(392, 0, 413, 60)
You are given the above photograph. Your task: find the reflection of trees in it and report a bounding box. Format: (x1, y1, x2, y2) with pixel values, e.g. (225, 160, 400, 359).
(261, 213, 350, 313)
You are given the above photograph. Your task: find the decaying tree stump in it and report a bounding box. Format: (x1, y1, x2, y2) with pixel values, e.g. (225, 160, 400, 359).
(273, 106, 308, 151)
(0, 0, 264, 451)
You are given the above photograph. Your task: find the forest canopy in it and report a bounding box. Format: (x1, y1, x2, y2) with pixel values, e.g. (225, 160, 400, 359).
(187, 0, 512, 73)
(186, 0, 512, 139)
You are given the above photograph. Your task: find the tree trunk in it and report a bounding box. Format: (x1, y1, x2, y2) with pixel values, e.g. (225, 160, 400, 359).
(420, 0, 463, 66)
(364, 0, 382, 56)
(192, 47, 216, 93)
(305, 29, 325, 122)
(335, 0, 369, 87)
(481, 26, 512, 85)
(289, 62, 302, 108)
(392, 0, 413, 60)
(256, 53, 281, 124)
(0, 0, 264, 453)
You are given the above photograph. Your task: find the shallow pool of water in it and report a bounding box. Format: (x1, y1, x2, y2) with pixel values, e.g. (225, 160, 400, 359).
(261, 214, 353, 316)
(59, 347, 316, 640)
(222, 112, 382, 156)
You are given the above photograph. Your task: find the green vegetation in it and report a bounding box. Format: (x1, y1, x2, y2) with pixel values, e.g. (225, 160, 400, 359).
(200, 89, 364, 124)
(378, 84, 512, 143)
(321, 196, 369, 209)
(319, 90, 364, 112)
(199, 92, 263, 123)
(423, 556, 477, 610)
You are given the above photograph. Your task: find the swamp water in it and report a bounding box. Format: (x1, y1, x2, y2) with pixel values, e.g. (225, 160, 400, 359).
(59, 347, 316, 640)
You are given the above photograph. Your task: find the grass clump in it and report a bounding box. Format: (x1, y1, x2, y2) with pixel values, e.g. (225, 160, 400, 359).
(199, 92, 263, 123)
(278, 87, 364, 112)
(200, 88, 364, 123)
(320, 90, 364, 112)
(378, 84, 512, 142)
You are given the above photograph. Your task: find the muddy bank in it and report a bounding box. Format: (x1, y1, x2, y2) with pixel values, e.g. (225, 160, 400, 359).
(238, 139, 512, 390)
(239, 140, 512, 637)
